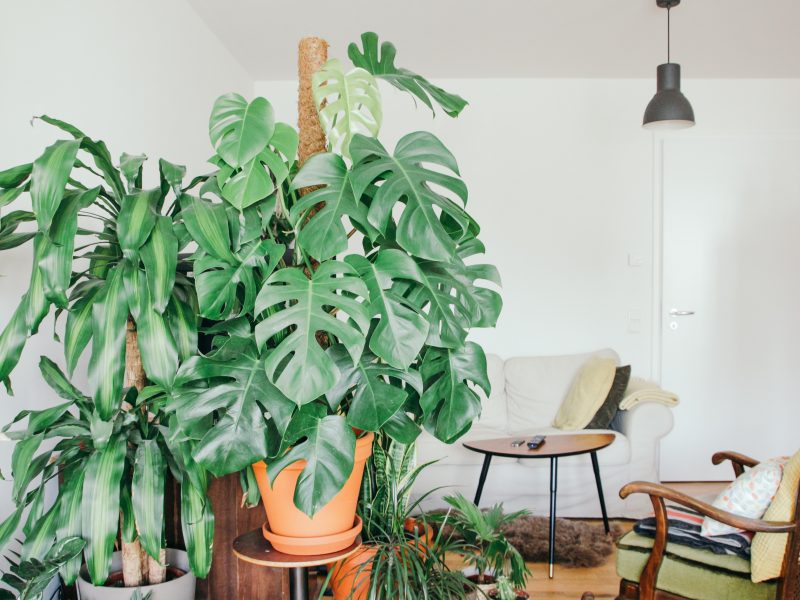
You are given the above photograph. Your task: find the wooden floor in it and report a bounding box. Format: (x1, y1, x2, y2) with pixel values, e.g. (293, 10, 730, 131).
(521, 482, 728, 600)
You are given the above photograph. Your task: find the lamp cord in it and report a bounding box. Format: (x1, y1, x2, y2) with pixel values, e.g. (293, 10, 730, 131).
(667, 6, 671, 63)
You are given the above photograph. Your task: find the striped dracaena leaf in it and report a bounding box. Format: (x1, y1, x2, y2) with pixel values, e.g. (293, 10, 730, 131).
(39, 187, 100, 308)
(166, 294, 198, 362)
(0, 162, 32, 188)
(56, 466, 85, 585)
(81, 435, 126, 585)
(21, 500, 59, 561)
(88, 265, 129, 420)
(180, 195, 235, 262)
(64, 287, 99, 375)
(11, 433, 44, 502)
(36, 115, 126, 203)
(0, 506, 24, 553)
(180, 468, 214, 578)
(29, 138, 81, 233)
(119, 152, 147, 190)
(125, 268, 178, 388)
(132, 439, 165, 560)
(0, 300, 29, 391)
(141, 216, 178, 313)
(117, 188, 160, 259)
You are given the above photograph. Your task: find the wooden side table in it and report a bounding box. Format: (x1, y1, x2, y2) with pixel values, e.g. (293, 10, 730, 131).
(233, 529, 362, 600)
(463, 433, 615, 578)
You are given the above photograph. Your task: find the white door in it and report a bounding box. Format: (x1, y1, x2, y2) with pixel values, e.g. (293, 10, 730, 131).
(660, 136, 800, 481)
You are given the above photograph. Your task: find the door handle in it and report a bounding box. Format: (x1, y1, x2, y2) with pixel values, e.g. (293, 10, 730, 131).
(669, 309, 695, 316)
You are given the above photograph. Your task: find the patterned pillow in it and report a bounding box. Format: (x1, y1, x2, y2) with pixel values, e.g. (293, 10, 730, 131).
(701, 457, 788, 537)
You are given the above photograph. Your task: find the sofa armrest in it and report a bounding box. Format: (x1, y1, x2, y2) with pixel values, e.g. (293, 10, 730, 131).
(613, 401, 674, 442)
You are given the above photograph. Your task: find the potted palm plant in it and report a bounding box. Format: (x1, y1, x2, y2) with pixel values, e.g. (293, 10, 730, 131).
(329, 435, 474, 599)
(169, 31, 501, 555)
(0, 119, 211, 594)
(437, 494, 531, 600)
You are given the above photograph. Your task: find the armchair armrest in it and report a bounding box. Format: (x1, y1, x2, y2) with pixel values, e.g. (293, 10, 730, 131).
(620, 480, 795, 600)
(712, 450, 760, 477)
(620, 481, 793, 534)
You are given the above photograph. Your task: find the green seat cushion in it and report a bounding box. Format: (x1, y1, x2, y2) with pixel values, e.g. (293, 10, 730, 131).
(616, 531, 777, 600)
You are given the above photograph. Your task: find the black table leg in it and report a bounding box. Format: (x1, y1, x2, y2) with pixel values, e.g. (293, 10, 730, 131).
(473, 454, 492, 506)
(548, 456, 558, 579)
(590, 451, 610, 534)
(289, 566, 309, 600)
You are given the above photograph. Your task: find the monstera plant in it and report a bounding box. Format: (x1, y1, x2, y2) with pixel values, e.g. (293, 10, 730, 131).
(0, 117, 211, 589)
(169, 31, 502, 518)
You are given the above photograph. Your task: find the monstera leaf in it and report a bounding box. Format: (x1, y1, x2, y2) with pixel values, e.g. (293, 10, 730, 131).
(173, 336, 295, 475)
(312, 59, 382, 159)
(195, 238, 284, 320)
(209, 94, 275, 169)
(289, 152, 373, 261)
(420, 342, 490, 443)
(326, 344, 422, 432)
(254, 261, 370, 405)
(348, 32, 468, 117)
(345, 251, 428, 369)
(402, 257, 475, 349)
(350, 132, 471, 262)
(267, 407, 356, 517)
(457, 238, 503, 328)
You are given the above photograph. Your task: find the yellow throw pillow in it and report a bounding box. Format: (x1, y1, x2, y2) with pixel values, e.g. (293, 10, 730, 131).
(553, 356, 617, 430)
(751, 449, 800, 582)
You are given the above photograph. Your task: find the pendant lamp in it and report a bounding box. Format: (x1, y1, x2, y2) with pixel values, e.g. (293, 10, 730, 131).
(643, 0, 695, 129)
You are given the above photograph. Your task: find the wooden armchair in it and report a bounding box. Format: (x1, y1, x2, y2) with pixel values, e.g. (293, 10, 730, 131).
(615, 451, 800, 600)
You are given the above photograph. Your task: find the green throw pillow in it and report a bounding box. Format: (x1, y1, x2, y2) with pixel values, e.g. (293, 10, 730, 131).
(586, 365, 631, 429)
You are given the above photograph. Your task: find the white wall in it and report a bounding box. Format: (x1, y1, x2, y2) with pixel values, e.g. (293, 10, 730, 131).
(0, 0, 252, 530)
(259, 77, 665, 375)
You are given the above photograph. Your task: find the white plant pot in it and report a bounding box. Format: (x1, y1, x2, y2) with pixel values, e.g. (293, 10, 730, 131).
(76, 549, 195, 600)
(463, 567, 496, 600)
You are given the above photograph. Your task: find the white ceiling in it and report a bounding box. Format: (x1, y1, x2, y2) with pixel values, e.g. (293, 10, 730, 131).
(187, 0, 800, 81)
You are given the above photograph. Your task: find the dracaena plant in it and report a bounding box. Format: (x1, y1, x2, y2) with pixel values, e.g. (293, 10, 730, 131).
(169, 32, 502, 517)
(0, 118, 213, 584)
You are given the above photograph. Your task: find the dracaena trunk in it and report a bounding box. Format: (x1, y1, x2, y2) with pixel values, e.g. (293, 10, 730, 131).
(121, 320, 166, 586)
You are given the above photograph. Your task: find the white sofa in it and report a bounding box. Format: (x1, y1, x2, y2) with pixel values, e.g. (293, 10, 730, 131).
(414, 349, 674, 519)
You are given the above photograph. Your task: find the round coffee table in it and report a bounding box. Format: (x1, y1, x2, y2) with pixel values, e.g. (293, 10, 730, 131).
(463, 432, 615, 578)
(232, 529, 362, 600)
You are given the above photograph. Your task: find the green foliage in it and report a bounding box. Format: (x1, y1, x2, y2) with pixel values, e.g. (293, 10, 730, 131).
(0, 33, 499, 578)
(0, 537, 85, 600)
(348, 32, 468, 117)
(312, 59, 382, 159)
(435, 493, 531, 590)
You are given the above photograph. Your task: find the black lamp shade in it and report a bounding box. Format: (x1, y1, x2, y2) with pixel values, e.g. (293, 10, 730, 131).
(643, 63, 695, 130)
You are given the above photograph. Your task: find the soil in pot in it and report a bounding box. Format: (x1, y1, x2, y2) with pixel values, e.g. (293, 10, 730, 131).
(76, 549, 196, 600)
(487, 589, 530, 600)
(102, 567, 185, 587)
(465, 573, 496, 600)
(253, 431, 374, 548)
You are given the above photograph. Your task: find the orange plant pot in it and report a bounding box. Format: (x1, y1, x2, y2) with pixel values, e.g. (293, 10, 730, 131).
(252, 431, 374, 552)
(331, 545, 377, 600)
(330, 518, 434, 600)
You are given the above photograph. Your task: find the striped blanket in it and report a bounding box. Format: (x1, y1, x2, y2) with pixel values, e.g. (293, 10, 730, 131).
(634, 505, 753, 559)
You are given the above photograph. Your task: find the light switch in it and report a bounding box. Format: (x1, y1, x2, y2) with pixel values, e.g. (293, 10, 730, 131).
(628, 310, 643, 333)
(628, 253, 644, 267)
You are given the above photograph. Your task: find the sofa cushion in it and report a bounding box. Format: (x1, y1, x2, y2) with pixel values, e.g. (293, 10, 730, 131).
(512, 429, 631, 468)
(751, 449, 800, 582)
(617, 530, 776, 600)
(505, 349, 619, 431)
(475, 354, 507, 431)
(552, 356, 617, 430)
